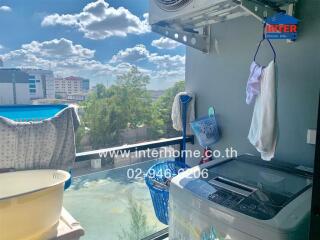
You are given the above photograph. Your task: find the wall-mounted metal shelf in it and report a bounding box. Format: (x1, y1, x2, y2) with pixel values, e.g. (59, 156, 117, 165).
(150, 0, 298, 53)
(152, 24, 211, 53)
(151, 0, 248, 53)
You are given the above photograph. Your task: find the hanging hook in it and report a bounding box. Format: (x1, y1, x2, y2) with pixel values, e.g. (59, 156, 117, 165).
(253, 20, 276, 62)
(262, 20, 267, 40)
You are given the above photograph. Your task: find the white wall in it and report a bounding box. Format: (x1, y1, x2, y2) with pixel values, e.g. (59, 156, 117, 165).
(23, 69, 55, 99)
(16, 83, 31, 104)
(46, 75, 55, 99)
(0, 83, 30, 104)
(35, 77, 44, 99)
(0, 83, 14, 104)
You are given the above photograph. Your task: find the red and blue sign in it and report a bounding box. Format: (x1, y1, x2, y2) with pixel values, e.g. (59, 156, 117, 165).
(265, 13, 299, 40)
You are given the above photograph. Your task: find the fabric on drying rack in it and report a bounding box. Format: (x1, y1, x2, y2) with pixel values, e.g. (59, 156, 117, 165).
(171, 92, 195, 134)
(248, 60, 277, 161)
(0, 106, 80, 170)
(246, 61, 264, 104)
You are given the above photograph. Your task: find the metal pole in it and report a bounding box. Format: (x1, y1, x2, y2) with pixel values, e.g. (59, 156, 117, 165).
(180, 95, 192, 163)
(309, 93, 320, 240)
(12, 71, 16, 104)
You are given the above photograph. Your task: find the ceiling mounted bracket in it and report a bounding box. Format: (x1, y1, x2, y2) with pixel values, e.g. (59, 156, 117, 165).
(239, 0, 297, 21)
(151, 23, 211, 53)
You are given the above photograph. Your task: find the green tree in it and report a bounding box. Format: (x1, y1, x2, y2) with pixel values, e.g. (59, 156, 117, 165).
(149, 81, 185, 139)
(118, 197, 155, 240)
(80, 67, 152, 149)
(76, 68, 185, 150)
(110, 67, 152, 128)
(75, 124, 86, 152)
(95, 83, 107, 99)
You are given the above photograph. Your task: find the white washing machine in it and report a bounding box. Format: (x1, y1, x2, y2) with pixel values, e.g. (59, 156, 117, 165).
(169, 155, 312, 240)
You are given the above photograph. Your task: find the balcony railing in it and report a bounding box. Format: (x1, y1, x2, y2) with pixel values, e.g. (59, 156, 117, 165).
(71, 136, 194, 240)
(75, 136, 194, 162)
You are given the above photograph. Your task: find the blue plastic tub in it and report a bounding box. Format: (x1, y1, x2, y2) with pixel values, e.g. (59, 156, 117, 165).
(145, 160, 189, 225)
(0, 104, 68, 121)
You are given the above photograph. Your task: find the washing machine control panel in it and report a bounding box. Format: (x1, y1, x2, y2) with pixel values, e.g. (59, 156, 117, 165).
(208, 190, 243, 207)
(208, 188, 278, 220)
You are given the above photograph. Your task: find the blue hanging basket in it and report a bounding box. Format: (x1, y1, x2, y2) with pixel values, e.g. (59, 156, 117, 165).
(145, 160, 189, 225)
(191, 115, 220, 148)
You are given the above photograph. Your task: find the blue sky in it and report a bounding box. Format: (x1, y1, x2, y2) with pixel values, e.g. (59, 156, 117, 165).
(0, 0, 185, 89)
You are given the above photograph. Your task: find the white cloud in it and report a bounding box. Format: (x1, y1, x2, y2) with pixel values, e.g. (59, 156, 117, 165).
(42, 13, 79, 27)
(0, 6, 11, 12)
(110, 44, 149, 63)
(0, 45, 3, 49)
(41, 0, 150, 40)
(1, 38, 96, 74)
(149, 54, 185, 69)
(0, 39, 151, 86)
(109, 44, 185, 87)
(21, 38, 95, 59)
(151, 37, 181, 50)
(1, 40, 185, 89)
(1, 39, 101, 76)
(110, 44, 185, 68)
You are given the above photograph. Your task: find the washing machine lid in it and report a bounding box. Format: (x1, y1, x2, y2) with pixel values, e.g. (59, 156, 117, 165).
(202, 155, 312, 220)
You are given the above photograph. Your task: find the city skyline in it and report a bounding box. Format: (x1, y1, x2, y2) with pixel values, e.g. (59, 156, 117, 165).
(0, 0, 185, 90)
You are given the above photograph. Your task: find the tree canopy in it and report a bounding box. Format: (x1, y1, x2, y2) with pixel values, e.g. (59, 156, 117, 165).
(149, 80, 184, 138)
(77, 67, 184, 150)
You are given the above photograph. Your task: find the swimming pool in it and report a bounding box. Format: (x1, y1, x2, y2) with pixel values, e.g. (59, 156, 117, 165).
(63, 159, 166, 240)
(0, 104, 67, 121)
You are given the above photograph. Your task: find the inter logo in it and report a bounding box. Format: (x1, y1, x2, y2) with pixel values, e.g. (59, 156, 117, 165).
(265, 13, 299, 40)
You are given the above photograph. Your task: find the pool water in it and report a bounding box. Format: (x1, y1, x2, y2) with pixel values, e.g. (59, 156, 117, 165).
(0, 104, 67, 121)
(63, 160, 166, 240)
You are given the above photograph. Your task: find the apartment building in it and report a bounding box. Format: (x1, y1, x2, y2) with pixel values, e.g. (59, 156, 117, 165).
(0, 68, 30, 104)
(55, 76, 90, 99)
(81, 79, 90, 93)
(22, 69, 55, 99)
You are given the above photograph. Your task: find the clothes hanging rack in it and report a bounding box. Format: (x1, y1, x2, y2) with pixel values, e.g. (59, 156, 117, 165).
(150, 0, 297, 53)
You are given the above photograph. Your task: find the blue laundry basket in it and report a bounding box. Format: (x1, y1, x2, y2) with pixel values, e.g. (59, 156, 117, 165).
(145, 160, 189, 225)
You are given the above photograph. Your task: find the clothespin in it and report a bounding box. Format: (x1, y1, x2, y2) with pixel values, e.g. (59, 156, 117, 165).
(208, 106, 215, 117)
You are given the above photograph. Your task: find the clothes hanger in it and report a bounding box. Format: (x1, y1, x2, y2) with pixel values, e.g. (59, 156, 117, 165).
(253, 21, 277, 63)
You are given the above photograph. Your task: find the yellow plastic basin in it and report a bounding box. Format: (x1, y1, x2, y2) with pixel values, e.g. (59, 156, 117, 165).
(0, 170, 70, 240)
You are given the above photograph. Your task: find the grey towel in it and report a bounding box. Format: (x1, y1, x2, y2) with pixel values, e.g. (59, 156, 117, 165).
(0, 106, 80, 170)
